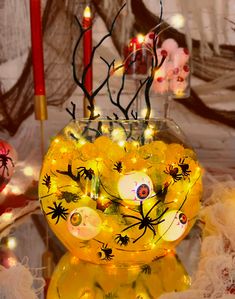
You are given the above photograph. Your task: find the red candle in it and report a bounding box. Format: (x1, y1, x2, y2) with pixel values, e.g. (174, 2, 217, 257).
(29, 0, 45, 96)
(83, 6, 92, 98)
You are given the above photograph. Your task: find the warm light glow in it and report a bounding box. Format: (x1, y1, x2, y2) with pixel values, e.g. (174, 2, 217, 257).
(6, 237, 17, 250)
(60, 147, 68, 153)
(11, 186, 21, 195)
(51, 159, 57, 165)
(140, 108, 153, 118)
(23, 166, 34, 177)
(131, 157, 137, 163)
(54, 138, 60, 144)
(79, 139, 87, 146)
(174, 89, 186, 97)
(8, 257, 17, 267)
(144, 127, 154, 139)
(1, 212, 13, 222)
(101, 125, 109, 134)
(83, 6, 91, 18)
(137, 33, 145, 44)
(111, 128, 125, 141)
(170, 13, 185, 29)
(118, 140, 125, 147)
(154, 68, 166, 79)
(113, 61, 124, 76)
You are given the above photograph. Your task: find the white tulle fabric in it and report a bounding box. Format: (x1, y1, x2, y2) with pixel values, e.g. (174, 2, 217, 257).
(160, 176, 235, 299)
(0, 259, 44, 299)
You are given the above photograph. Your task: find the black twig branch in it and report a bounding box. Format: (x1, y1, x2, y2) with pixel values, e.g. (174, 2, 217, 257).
(56, 164, 80, 182)
(72, 4, 126, 120)
(66, 101, 76, 120)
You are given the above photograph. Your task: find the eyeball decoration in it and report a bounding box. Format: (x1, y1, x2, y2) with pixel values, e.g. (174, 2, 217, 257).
(158, 210, 188, 242)
(67, 207, 102, 240)
(117, 171, 153, 205)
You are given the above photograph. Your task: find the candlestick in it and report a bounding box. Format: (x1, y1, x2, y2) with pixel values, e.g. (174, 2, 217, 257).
(83, 5, 92, 118)
(29, 0, 47, 121)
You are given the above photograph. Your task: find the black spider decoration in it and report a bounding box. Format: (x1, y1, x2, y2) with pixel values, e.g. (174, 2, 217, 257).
(0, 143, 14, 177)
(114, 234, 130, 246)
(164, 165, 182, 183)
(178, 158, 191, 178)
(97, 244, 114, 261)
(140, 264, 152, 275)
(121, 201, 168, 243)
(77, 167, 94, 180)
(46, 202, 69, 224)
(42, 173, 51, 193)
(113, 161, 122, 173)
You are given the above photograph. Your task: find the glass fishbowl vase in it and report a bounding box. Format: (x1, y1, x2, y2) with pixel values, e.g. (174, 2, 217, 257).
(39, 118, 202, 298)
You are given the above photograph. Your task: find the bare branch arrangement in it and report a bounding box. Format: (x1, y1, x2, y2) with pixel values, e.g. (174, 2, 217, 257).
(70, 0, 168, 122)
(72, 3, 126, 120)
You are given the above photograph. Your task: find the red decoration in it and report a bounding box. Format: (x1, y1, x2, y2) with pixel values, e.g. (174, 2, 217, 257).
(83, 6, 93, 96)
(29, 0, 46, 96)
(124, 34, 149, 76)
(0, 140, 16, 192)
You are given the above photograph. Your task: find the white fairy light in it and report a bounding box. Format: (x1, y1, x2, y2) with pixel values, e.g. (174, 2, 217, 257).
(6, 237, 18, 250)
(170, 14, 185, 29)
(23, 166, 34, 177)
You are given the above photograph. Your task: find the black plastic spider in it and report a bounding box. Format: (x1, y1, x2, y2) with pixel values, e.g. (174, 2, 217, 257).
(0, 143, 14, 177)
(114, 234, 130, 246)
(141, 264, 151, 275)
(178, 158, 191, 178)
(77, 167, 94, 180)
(97, 244, 114, 261)
(46, 202, 69, 224)
(121, 201, 168, 243)
(113, 161, 122, 173)
(42, 173, 51, 192)
(164, 165, 182, 183)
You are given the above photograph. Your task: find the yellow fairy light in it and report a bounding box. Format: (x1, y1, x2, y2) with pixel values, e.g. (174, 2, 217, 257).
(54, 138, 60, 144)
(8, 257, 17, 267)
(11, 186, 21, 195)
(51, 159, 57, 165)
(111, 128, 125, 141)
(1, 212, 13, 222)
(118, 140, 125, 147)
(79, 138, 87, 146)
(60, 147, 68, 153)
(144, 127, 154, 139)
(137, 33, 145, 44)
(101, 125, 109, 134)
(170, 13, 185, 29)
(132, 141, 139, 148)
(131, 157, 137, 163)
(113, 61, 124, 76)
(6, 237, 17, 250)
(23, 166, 34, 176)
(174, 89, 186, 97)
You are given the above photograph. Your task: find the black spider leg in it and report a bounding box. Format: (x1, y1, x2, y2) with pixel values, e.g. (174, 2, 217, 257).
(121, 200, 163, 243)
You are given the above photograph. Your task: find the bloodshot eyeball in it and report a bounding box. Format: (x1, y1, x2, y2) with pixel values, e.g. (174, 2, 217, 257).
(117, 171, 153, 205)
(67, 207, 102, 240)
(158, 210, 188, 242)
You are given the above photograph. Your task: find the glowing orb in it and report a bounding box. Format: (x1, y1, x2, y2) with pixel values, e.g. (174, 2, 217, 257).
(117, 171, 153, 205)
(158, 210, 188, 242)
(67, 207, 102, 240)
